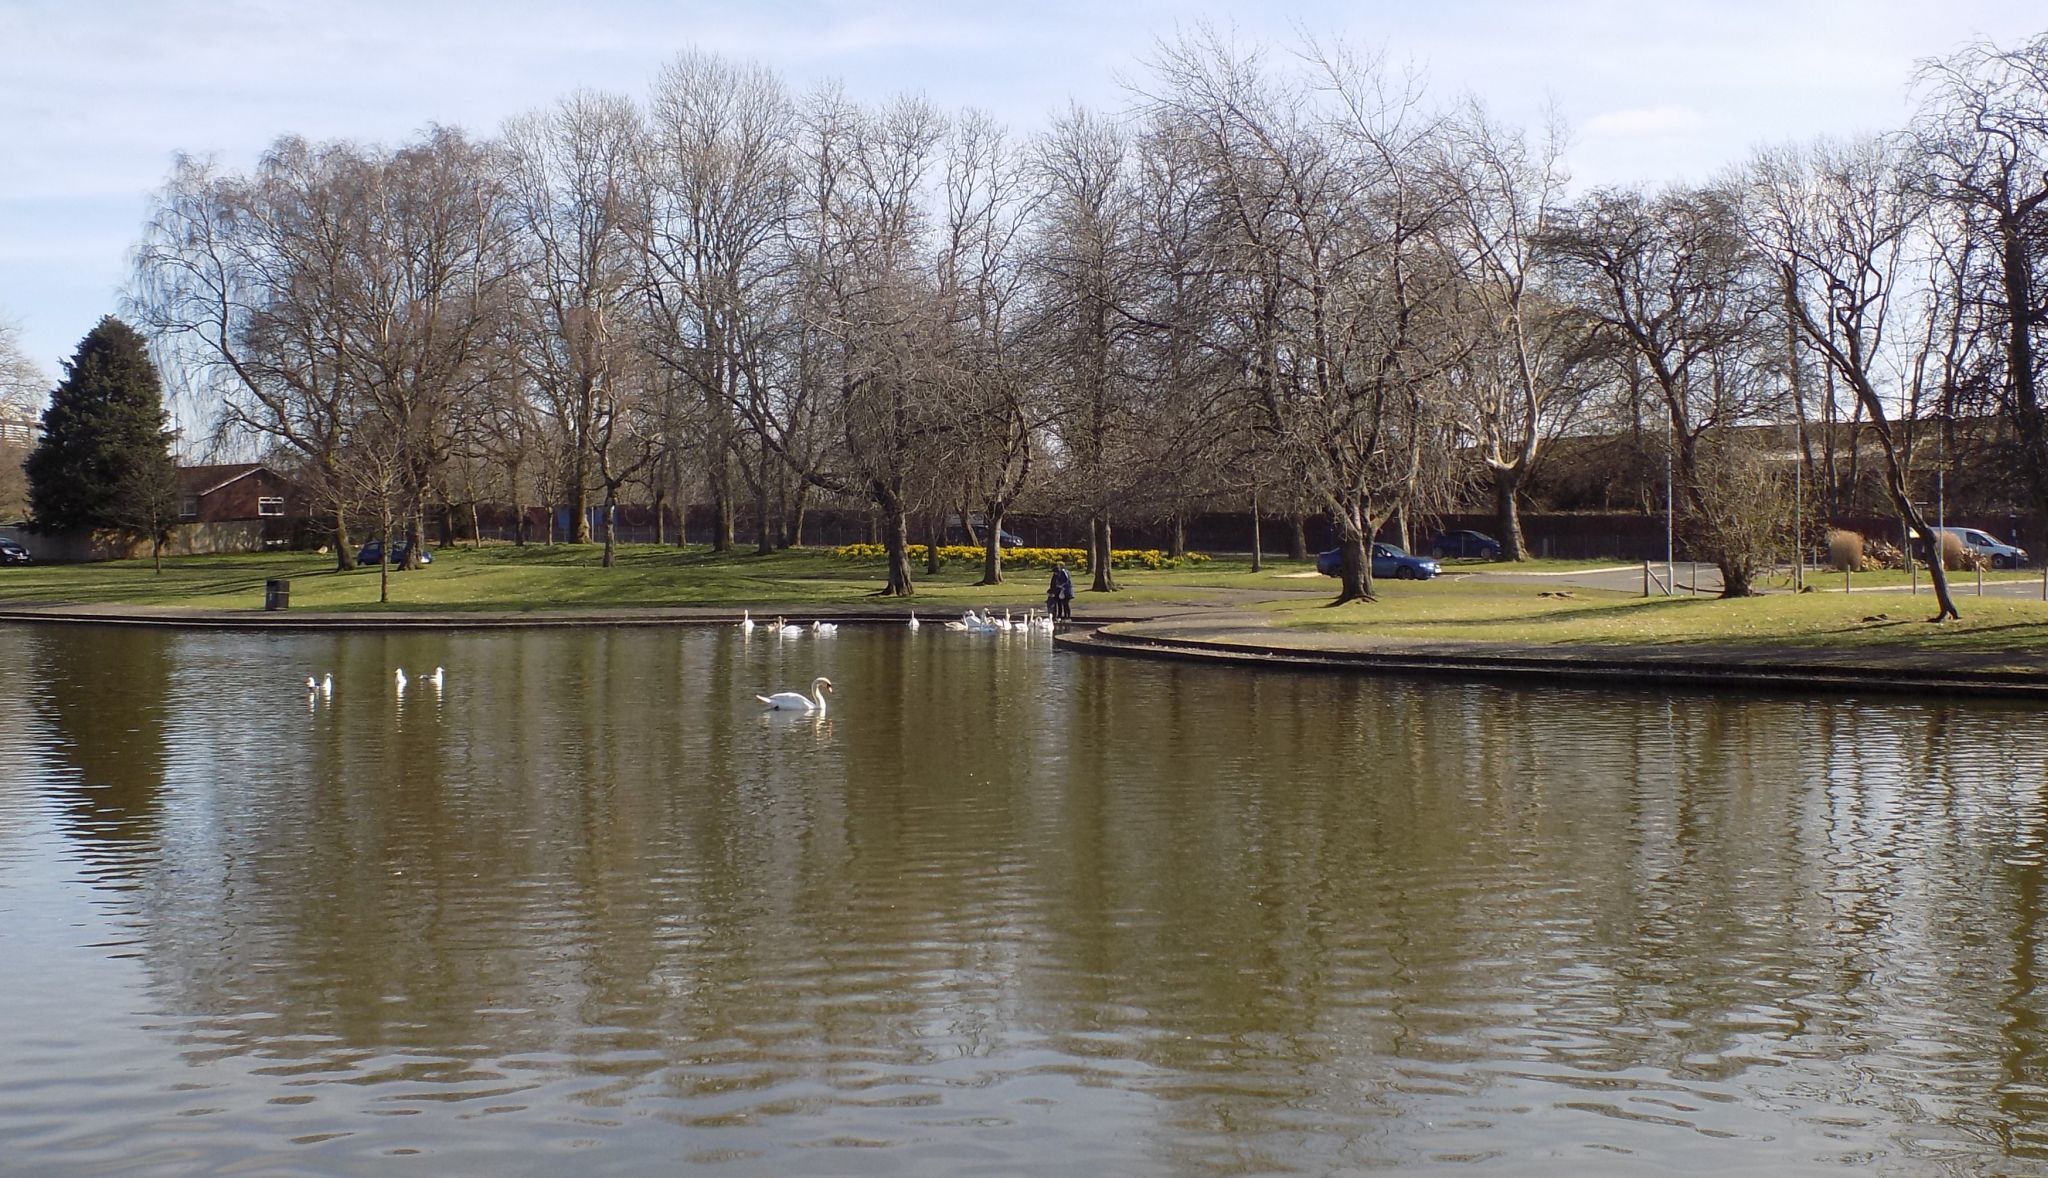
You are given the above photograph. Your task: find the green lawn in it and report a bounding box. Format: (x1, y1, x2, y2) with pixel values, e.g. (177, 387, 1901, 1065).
(0, 544, 1326, 612)
(1266, 578, 2048, 659)
(1775, 565, 2042, 590)
(9, 545, 2046, 662)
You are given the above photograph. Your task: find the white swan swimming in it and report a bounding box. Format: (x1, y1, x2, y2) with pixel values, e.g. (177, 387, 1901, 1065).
(322, 673, 333, 696)
(306, 675, 319, 693)
(907, 610, 920, 630)
(757, 676, 834, 712)
(395, 668, 408, 692)
(426, 666, 444, 689)
(813, 620, 839, 635)
(740, 609, 755, 633)
(775, 616, 803, 637)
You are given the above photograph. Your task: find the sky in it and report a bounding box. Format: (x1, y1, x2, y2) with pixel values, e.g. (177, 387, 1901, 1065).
(2, 0, 2043, 388)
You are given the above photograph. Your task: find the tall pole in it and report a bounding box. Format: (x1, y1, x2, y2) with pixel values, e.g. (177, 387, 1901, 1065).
(1794, 441, 1803, 591)
(1664, 409, 1674, 596)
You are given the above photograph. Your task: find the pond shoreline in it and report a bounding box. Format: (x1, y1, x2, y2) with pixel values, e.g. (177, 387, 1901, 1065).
(1056, 616, 2048, 699)
(7, 599, 2043, 697)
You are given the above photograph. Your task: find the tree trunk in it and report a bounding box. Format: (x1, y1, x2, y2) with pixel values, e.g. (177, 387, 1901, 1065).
(754, 478, 773, 556)
(602, 489, 618, 569)
(710, 459, 733, 552)
(470, 502, 481, 549)
(880, 505, 915, 597)
(786, 483, 811, 549)
(1249, 487, 1263, 573)
(570, 453, 591, 544)
(1334, 531, 1371, 604)
(925, 512, 944, 575)
(1288, 513, 1308, 560)
(1719, 559, 1754, 598)
(513, 501, 526, 546)
(1328, 495, 1375, 604)
(333, 503, 356, 571)
(1090, 514, 1119, 592)
(1494, 471, 1527, 562)
(1168, 513, 1186, 560)
(978, 507, 1006, 585)
(404, 511, 424, 571)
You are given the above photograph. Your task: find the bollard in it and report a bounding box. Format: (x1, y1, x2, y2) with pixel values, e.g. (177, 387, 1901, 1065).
(264, 578, 290, 611)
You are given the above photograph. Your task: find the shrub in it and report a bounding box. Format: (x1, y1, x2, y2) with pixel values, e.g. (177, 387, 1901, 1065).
(1937, 530, 1986, 571)
(1826, 529, 1864, 571)
(1862, 538, 1904, 570)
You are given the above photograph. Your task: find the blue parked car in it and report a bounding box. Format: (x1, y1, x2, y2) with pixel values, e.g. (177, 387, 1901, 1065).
(357, 539, 433, 567)
(1317, 543, 1442, 581)
(1425, 529, 1501, 560)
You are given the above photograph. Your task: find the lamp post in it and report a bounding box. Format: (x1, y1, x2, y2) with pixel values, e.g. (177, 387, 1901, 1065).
(1664, 409, 1674, 596)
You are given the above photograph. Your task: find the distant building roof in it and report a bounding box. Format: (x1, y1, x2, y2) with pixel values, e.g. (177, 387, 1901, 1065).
(176, 463, 277, 497)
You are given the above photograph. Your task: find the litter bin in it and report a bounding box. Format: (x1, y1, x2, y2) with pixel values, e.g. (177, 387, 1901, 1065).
(264, 579, 290, 611)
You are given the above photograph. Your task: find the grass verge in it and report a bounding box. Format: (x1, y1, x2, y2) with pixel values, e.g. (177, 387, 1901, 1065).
(0, 545, 1330, 612)
(1264, 579, 2048, 664)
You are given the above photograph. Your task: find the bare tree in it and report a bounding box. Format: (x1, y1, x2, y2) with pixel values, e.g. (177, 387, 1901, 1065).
(1143, 32, 1454, 602)
(133, 144, 366, 568)
(637, 52, 796, 555)
(1544, 185, 1782, 596)
(1434, 100, 1593, 560)
(794, 94, 950, 596)
(934, 110, 1037, 584)
(1032, 104, 1141, 593)
(1915, 34, 2048, 524)
(0, 317, 47, 519)
(505, 91, 643, 559)
(1746, 136, 1962, 620)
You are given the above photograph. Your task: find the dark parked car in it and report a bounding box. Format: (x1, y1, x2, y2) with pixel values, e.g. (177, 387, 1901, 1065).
(1317, 543, 1442, 581)
(0, 538, 29, 566)
(1426, 529, 1501, 560)
(357, 539, 432, 567)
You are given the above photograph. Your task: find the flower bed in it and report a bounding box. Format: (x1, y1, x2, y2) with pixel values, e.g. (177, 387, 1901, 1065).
(830, 543, 1208, 570)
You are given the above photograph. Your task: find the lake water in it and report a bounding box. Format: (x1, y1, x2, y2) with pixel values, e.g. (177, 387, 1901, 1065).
(3, 622, 2047, 1176)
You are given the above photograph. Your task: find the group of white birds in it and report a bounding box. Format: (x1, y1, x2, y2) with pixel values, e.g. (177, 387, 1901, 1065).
(737, 610, 838, 638)
(934, 607, 1056, 634)
(302, 666, 445, 702)
(745, 606, 1055, 715)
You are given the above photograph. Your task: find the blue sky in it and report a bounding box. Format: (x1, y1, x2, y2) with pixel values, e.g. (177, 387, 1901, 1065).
(2, 0, 2042, 385)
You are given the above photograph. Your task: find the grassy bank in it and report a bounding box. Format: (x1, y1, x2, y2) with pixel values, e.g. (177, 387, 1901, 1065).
(1266, 579, 2048, 663)
(9, 545, 2045, 664)
(0, 544, 1331, 612)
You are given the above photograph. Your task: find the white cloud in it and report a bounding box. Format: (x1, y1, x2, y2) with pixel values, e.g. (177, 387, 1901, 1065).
(1583, 105, 1712, 137)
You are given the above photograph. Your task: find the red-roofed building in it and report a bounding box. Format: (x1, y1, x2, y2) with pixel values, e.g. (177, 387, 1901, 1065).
(173, 463, 301, 552)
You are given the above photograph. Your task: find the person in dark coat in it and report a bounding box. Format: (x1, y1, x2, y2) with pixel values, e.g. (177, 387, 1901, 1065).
(1047, 562, 1075, 622)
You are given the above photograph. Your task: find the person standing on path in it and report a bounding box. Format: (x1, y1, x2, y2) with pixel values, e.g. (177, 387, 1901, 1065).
(1048, 562, 1075, 621)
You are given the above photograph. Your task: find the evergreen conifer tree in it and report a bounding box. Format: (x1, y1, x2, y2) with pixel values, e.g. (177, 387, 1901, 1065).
(26, 317, 179, 567)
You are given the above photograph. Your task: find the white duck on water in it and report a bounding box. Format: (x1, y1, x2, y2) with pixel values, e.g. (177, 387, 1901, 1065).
(756, 676, 834, 713)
